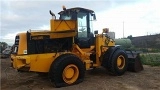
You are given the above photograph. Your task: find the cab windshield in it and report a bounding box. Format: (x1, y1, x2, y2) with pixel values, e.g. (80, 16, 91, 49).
(60, 11, 95, 38)
(60, 14, 72, 20)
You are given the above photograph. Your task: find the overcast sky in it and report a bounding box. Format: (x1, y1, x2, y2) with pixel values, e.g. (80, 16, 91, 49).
(1, 0, 160, 45)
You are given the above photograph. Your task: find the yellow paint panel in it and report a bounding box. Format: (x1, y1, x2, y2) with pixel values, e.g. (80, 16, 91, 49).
(30, 31, 77, 38)
(50, 19, 77, 31)
(11, 53, 59, 72)
(29, 53, 58, 72)
(17, 33, 27, 55)
(50, 32, 77, 38)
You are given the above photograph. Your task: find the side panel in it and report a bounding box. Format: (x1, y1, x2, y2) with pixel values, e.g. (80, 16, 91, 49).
(94, 34, 106, 66)
(11, 53, 60, 72)
(29, 53, 59, 72)
(17, 33, 27, 55)
(50, 19, 77, 31)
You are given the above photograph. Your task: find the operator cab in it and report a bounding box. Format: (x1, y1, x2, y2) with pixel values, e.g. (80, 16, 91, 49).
(58, 7, 96, 48)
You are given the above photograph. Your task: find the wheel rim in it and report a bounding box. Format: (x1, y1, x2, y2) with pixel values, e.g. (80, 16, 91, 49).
(117, 55, 125, 69)
(63, 64, 79, 84)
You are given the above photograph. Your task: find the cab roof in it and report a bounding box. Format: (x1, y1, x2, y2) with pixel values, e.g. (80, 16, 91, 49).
(58, 7, 95, 14)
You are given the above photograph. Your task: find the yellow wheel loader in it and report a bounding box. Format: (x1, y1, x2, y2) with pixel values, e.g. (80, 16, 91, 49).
(11, 6, 143, 87)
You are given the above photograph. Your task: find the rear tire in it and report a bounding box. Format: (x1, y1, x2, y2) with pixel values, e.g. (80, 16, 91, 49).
(48, 54, 85, 87)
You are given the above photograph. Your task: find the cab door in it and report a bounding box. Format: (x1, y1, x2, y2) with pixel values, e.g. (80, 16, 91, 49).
(76, 12, 94, 48)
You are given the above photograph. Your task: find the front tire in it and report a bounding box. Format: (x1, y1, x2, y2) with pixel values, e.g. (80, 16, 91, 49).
(103, 48, 128, 76)
(48, 54, 85, 87)
(109, 49, 128, 76)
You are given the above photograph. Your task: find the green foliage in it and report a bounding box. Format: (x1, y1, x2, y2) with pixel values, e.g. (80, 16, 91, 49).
(138, 48, 148, 52)
(150, 49, 160, 52)
(128, 46, 160, 53)
(140, 53, 160, 66)
(138, 48, 160, 53)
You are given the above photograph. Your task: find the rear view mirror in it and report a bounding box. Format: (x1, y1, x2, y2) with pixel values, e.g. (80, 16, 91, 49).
(91, 13, 96, 20)
(93, 14, 96, 20)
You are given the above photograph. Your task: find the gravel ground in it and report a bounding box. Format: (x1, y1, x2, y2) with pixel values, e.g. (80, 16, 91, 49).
(1, 58, 160, 90)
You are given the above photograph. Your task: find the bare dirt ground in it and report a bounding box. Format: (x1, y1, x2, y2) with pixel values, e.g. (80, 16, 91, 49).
(1, 58, 160, 90)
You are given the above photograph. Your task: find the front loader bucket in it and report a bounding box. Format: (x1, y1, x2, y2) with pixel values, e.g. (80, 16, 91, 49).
(126, 50, 144, 72)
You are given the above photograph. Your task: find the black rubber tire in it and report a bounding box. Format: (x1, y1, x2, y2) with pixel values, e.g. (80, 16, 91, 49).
(48, 54, 85, 87)
(108, 49, 128, 76)
(102, 47, 115, 68)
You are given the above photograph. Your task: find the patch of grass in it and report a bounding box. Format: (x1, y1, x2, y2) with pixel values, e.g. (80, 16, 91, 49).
(140, 53, 160, 66)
